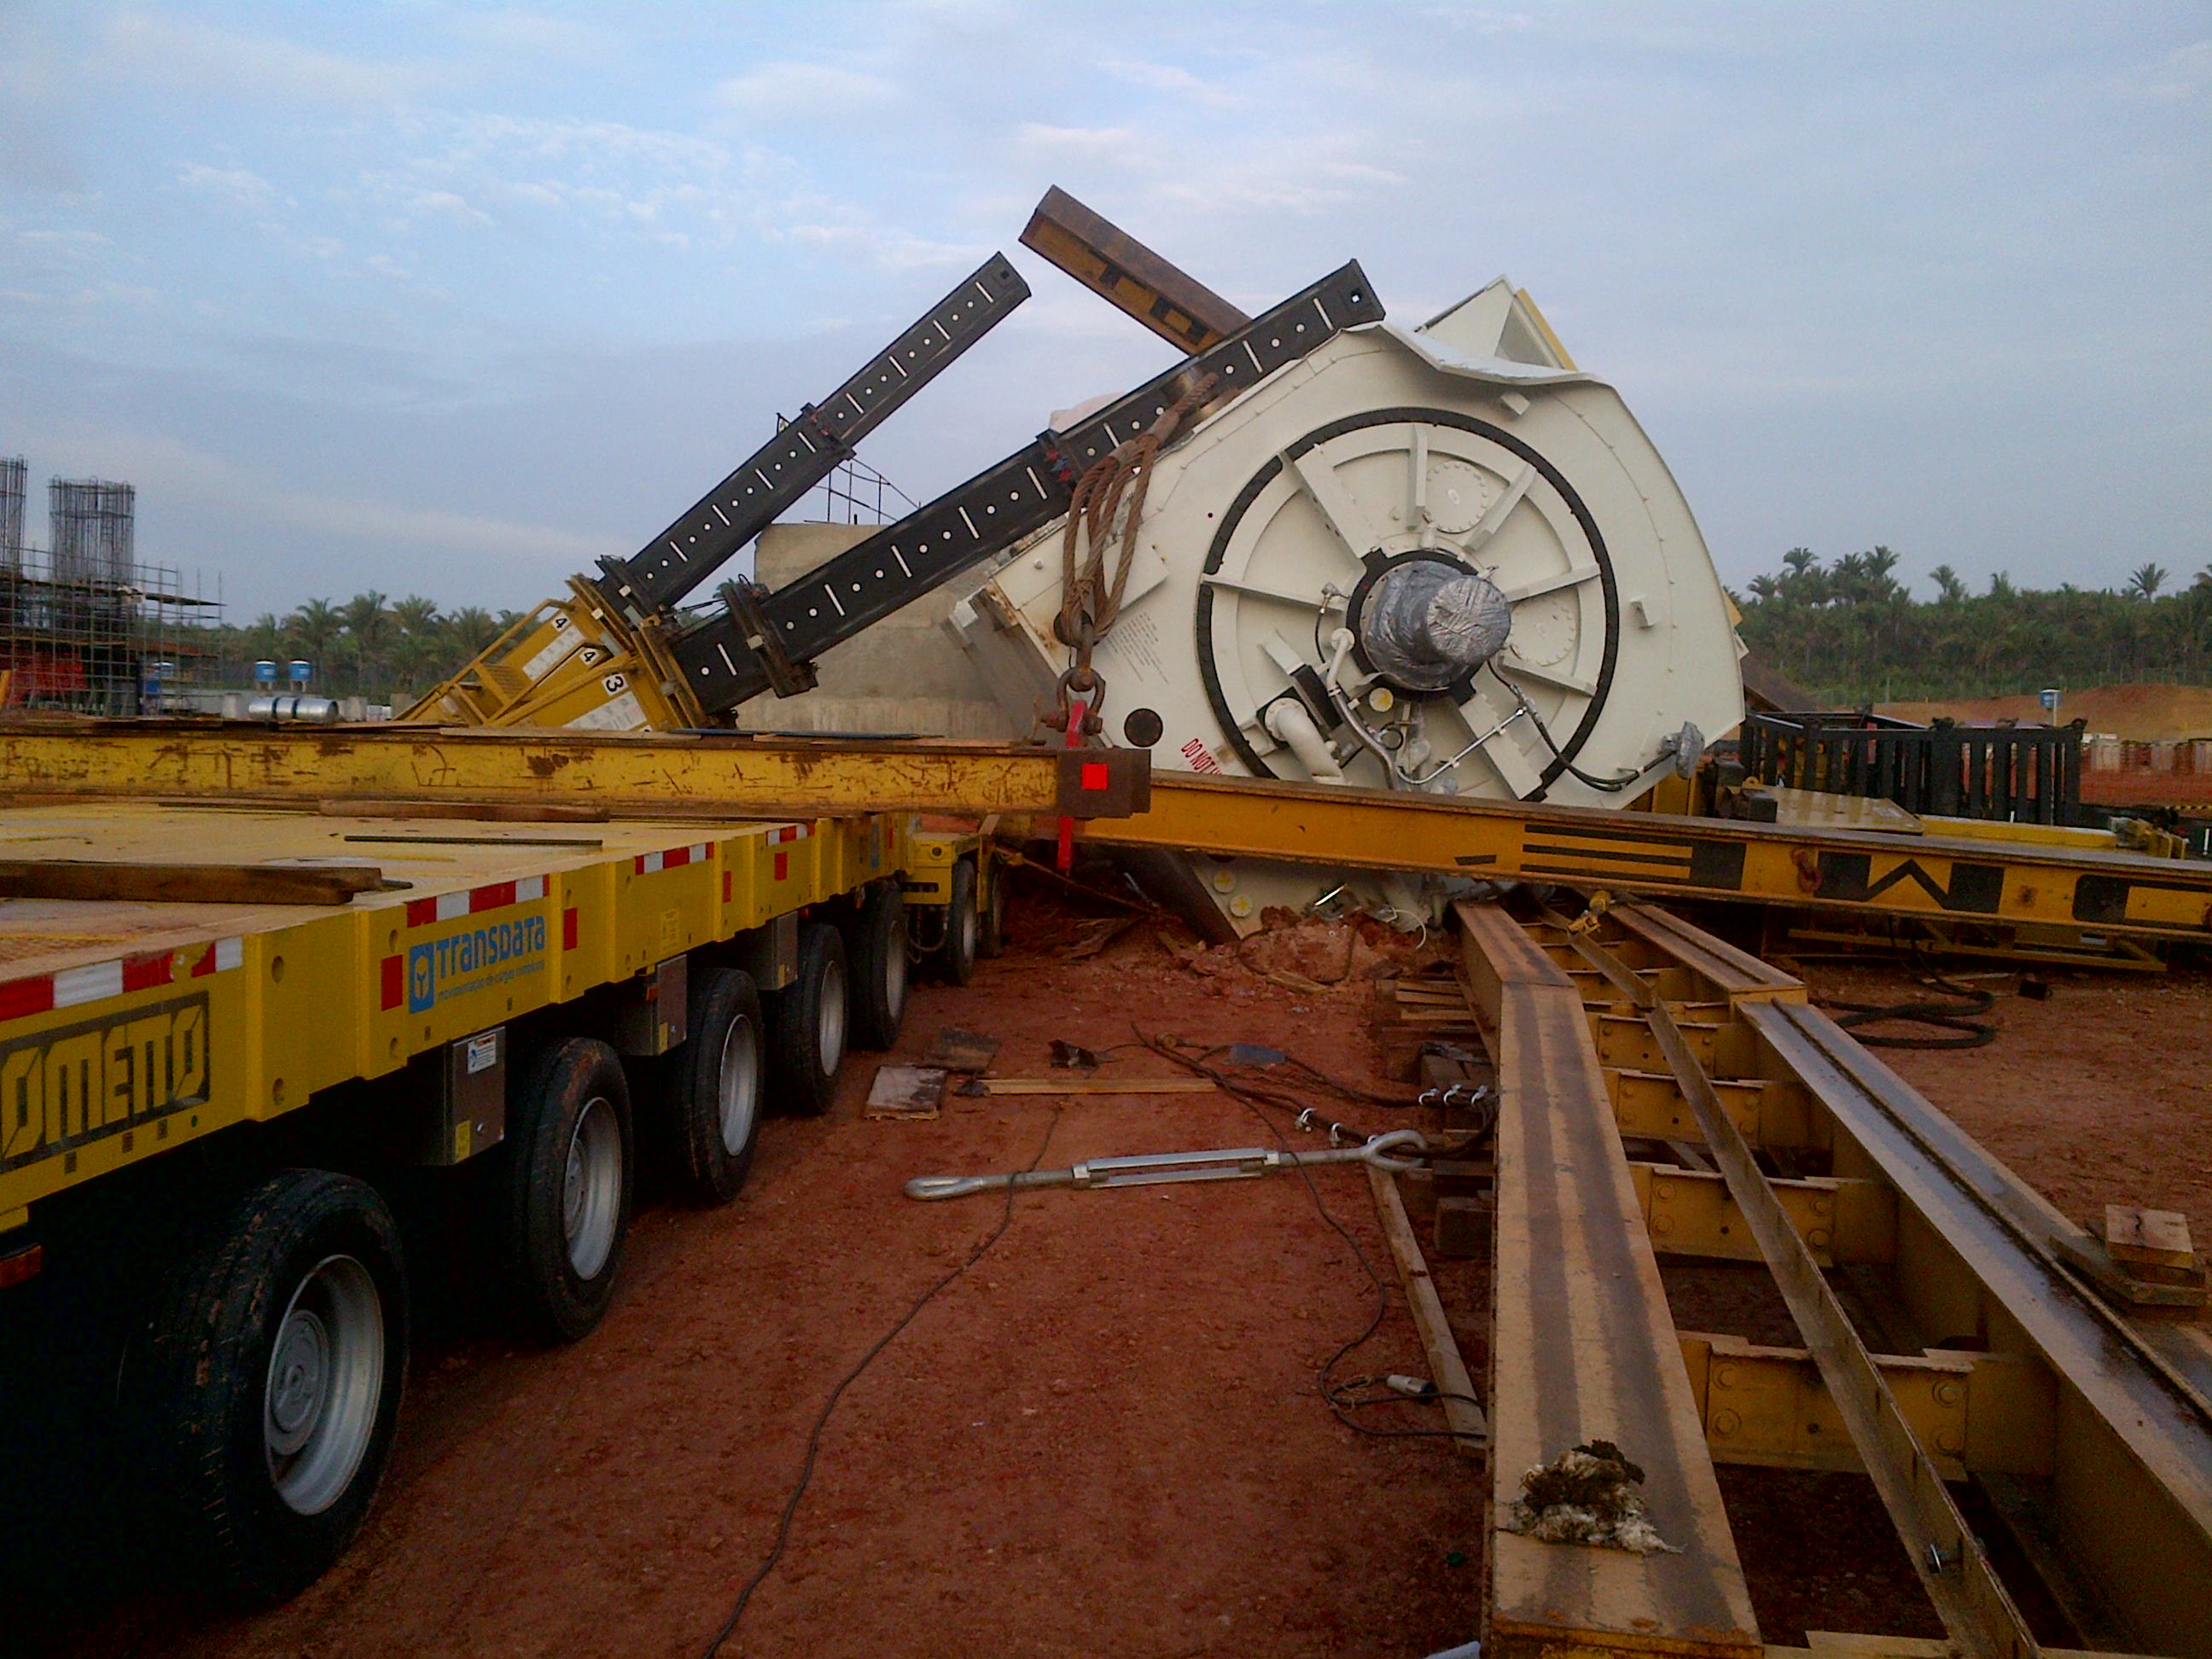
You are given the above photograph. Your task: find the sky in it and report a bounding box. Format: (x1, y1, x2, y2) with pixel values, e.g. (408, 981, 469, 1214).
(1, 2, 2207, 620)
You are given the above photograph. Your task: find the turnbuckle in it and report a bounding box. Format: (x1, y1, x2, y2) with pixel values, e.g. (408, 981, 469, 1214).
(904, 1128, 1430, 1202)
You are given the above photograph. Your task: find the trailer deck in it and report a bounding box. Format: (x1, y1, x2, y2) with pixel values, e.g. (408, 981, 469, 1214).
(0, 802, 899, 1225)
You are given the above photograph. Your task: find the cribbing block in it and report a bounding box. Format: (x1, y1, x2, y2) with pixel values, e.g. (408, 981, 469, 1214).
(1435, 1195, 1493, 1260)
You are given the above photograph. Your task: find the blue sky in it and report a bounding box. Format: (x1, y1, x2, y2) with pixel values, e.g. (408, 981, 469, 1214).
(2, 2, 2207, 618)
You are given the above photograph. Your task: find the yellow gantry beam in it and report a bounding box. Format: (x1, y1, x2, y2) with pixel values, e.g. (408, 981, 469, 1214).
(4, 726, 2205, 942)
(1084, 771, 2212, 942)
(0, 722, 1148, 822)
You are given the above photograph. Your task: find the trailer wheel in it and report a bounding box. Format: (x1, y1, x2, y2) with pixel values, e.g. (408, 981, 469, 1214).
(668, 968, 765, 1206)
(934, 858, 980, 987)
(137, 1170, 408, 1604)
(847, 880, 908, 1050)
(770, 922, 847, 1116)
(977, 859, 1007, 959)
(501, 1037, 632, 1342)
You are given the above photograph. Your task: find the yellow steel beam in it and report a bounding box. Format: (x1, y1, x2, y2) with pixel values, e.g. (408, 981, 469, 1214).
(1082, 771, 2212, 942)
(0, 723, 1149, 821)
(1459, 900, 1762, 1658)
(1572, 904, 2212, 1656)
(1630, 1161, 1896, 1268)
(1610, 1068, 1821, 1154)
(1679, 1332, 2055, 1480)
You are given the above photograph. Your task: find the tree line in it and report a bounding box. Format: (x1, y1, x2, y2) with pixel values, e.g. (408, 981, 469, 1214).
(193, 555, 2212, 712)
(1732, 550, 2212, 705)
(204, 593, 518, 704)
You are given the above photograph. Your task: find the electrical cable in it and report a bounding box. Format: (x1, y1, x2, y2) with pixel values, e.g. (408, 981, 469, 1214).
(697, 1107, 1063, 1658)
(1132, 1026, 1487, 1447)
(1487, 666, 1643, 793)
(1817, 949, 1997, 1050)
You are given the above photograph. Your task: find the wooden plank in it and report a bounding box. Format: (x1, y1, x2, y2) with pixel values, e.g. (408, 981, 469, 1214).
(1458, 900, 1761, 1657)
(1365, 1163, 1487, 1455)
(2105, 1205, 2195, 1270)
(0, 859, 383, 906)
(318, 798, 611, 823)
(962, 1076, 1215, 1097)
(864, 1065, 945, 1121)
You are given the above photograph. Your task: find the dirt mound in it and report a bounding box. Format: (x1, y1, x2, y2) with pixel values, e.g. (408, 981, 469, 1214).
(1879, 683, 2212, 741)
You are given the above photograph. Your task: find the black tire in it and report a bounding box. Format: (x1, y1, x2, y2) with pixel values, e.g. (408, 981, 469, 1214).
(136, 1170, 409, 1604)
(768, 922, 847, 1116)
(977, 858, 1007, 959)
(499, 1037, 633, 1342)
(935, 858, 980, 987)
(666, 967, 765, 1207)
(846, 880, 908, 1051)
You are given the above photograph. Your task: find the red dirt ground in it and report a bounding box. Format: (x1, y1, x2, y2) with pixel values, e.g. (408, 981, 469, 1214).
(2080, 769, 2212, 809)
(27, 896, 2210, 1656)
(44, 909, 1487, 1659)
(1879, 683, 2212, 742)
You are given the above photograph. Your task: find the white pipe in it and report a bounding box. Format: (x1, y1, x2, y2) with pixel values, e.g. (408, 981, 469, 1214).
(1265, 697, 1345, 783)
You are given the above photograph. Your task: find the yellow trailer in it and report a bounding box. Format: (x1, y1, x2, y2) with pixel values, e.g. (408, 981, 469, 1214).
(0, 799, 922, 1601)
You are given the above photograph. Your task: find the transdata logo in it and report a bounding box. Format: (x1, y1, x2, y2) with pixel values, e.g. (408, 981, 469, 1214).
(407, 915, 548, 1013)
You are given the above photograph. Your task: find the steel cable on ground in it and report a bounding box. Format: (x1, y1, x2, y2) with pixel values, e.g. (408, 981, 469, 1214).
(697, 1107, 1064, 1658)
(1132, 1027, 1488, 1446)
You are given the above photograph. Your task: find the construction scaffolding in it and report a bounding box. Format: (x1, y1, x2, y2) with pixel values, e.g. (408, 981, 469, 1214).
(0, 457, 24, 570)
(0, 462, 223, 714)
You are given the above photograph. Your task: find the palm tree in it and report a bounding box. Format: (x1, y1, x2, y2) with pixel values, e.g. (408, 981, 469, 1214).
(1929, 565, 1965, 603)
(2128, 562, 2167, 598)
(340, 591, 392, 694)
(441, 607, 503, 662)
(288, 598, 342, 676)
(384, 597, 443, 695)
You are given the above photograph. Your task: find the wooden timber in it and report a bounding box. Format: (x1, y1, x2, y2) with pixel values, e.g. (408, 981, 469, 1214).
(1364, 1163, 1487, 1456)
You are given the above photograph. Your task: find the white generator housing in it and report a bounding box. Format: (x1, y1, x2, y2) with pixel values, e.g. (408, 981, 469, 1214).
(946, 280, 1745, 934)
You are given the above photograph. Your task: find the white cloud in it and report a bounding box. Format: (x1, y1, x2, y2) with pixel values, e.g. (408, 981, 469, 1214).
(405, 189, 490, 224)
(1095, 58, 1242, 107)
(14, 228, 111, 252)
(105, 11, 439, 108)
(445, 9, 626, 65)
(771, 221, 986, 271)
(713, 62, 901, 124)
(2119, 39, 2212, 102)
(356, 113, 814, 249)
(93, 426, 614, 568)
(1016, 123, 1140, 155)
(176, 161, 281, 212)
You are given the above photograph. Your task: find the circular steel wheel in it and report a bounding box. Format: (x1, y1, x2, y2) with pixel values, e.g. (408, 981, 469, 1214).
(770, 922, 848, 1116)
(844, 880, 907, 1051)
(663, 967, 766, 1207)
(817, 951, 848, 1077)
(935, 858, 980, 985)
(717, 1010, 762, 1157)
(561, 1097, 622, 1282)
(262, 1253, 387, 1516)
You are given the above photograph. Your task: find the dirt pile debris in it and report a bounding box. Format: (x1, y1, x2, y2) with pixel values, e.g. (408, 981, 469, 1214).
(1505, 1440, 1679, 1556)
